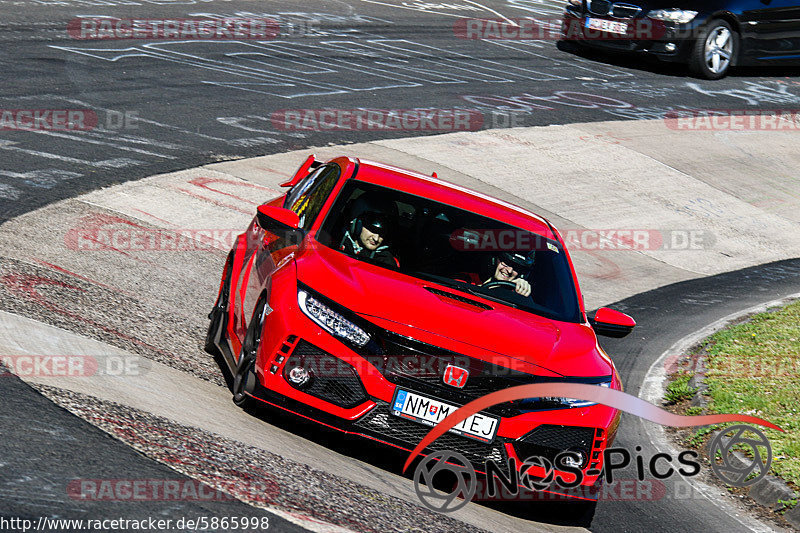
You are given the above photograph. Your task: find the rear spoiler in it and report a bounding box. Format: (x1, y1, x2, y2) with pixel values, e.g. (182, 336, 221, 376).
(280, 154, 322, 188)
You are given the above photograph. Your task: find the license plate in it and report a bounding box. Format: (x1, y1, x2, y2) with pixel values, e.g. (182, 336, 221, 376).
(391, 388, 499, 443)
(585, 17, 629, 34)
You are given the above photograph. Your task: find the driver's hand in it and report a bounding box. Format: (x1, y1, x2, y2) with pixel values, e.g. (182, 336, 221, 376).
(513, 279, 531, 297)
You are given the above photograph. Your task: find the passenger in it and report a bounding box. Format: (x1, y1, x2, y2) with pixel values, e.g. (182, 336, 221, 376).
(340, 211, 400, 268)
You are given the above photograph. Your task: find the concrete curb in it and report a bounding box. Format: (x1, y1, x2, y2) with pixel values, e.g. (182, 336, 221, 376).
(643, 293, 800, 531)
(787, 507, 800, 530)
(724, 448, 798, 512)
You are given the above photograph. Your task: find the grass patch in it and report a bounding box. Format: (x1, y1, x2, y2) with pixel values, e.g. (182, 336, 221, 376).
(664, 372, 697, 404)
(694, 300, 800, 488)
(778, 498, 798, 511)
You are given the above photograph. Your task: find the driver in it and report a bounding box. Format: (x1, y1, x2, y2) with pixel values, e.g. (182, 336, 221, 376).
(339, 211, 400, 267)
(482, 252, 532, 297)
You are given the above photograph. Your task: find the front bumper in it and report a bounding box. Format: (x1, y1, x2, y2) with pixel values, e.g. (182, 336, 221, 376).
(251, 291, 620, 493)
(561, 10, 701, 62)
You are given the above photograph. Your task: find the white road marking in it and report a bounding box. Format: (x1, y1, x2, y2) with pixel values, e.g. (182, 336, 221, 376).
(0, 183, 22, 200)
(359, 0, 482, 18)
(0, 169, 82, 188)
(462, 0, 518, 25)
(0, 140, 143, 168)
(26, 129, 174, 159)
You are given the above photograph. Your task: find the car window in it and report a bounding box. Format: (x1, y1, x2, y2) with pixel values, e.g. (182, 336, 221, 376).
(316, 180, 582, 323)
(285, 164, 341, 231)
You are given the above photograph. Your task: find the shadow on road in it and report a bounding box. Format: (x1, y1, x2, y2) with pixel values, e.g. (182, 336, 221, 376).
(556, 40, 800, 80)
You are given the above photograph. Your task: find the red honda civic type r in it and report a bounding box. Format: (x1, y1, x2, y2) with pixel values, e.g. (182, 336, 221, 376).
(205, 155, 636, 498)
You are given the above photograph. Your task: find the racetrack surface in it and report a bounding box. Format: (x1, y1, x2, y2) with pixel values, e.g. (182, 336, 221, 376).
(3, 0, 800, 221)
(2, 0, 800, 531)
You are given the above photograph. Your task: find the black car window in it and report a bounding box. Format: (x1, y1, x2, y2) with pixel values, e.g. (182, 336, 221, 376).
(285, 164, 341, 231)
(317, 180, 582, 323)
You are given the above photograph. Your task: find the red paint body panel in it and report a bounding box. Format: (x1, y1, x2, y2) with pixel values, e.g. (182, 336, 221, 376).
(208, 156, 631, 494)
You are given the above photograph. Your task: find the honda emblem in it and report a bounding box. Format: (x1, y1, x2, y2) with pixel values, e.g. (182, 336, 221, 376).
(443, 364, 469, 388)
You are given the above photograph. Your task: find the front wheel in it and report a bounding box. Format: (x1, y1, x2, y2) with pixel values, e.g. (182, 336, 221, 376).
(689, 20, 737, 80)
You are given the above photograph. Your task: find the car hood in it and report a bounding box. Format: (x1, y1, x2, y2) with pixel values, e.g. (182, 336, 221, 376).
(296, 246, 611, 377)
(624, 0, 723, 15)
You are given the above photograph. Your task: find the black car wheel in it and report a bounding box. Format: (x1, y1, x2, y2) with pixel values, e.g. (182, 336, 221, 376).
(689, 19, 737, 79)
(232, 296, 268, 409)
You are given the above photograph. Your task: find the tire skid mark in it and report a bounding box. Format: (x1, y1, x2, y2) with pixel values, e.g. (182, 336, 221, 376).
(66, 210, 227, 257)
(128, 207, 176, 227)
(173, 186, 253, 215)
(168, 176, 281, 214)
(64, 212, 172, 269)
(188, 176, 277, 203)
(0, 271, 189, 365)
(29, 258, 138, 299)
(582, 249, 623, 280)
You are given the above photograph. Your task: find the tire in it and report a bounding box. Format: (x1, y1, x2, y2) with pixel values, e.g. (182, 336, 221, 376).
(689, 19, 737, 80)
(232, 296, 268, 409)
(204, 258, 233, 357)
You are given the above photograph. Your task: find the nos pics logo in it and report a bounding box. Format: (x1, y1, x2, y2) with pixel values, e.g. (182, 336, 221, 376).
(413, 424, 774, 513)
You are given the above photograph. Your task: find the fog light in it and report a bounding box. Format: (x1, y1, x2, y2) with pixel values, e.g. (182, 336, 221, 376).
(288, 366, 311, 387)
(559, 449, 588, 469)
(665, 43, 677, 52)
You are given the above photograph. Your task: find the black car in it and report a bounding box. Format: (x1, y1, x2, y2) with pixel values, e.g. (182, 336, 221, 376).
(562, 0, 800, 78)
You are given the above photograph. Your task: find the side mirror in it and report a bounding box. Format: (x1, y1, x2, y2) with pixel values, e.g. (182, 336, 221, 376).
(589, 307, 636, 338)
(255, 206, 304, 245)
(280, 154, 320, 188)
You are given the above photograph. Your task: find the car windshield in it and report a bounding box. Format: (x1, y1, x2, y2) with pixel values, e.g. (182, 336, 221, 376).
(316, 180, 582, 323)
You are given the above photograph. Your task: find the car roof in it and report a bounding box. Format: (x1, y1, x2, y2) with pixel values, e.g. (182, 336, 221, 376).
(349, 158, 557, 239)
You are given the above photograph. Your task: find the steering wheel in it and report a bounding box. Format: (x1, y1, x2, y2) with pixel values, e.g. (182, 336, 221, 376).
(483, 280, 518, 291)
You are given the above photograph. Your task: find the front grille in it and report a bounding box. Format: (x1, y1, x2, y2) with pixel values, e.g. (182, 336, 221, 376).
(285, 340, 368, 408)
(610, 3, 641, 18)
(354, 400, 507, 466)
(513, 425, 596, 465)
(588, 0, 611, 16)
(373, 331, 540, 417)
(588, 0, 641, 18)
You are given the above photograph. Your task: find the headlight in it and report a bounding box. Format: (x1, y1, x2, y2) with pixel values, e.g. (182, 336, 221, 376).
(646, 8, 698, 24)
(298, 289, 370, 347)
(522, 380, 612, 410)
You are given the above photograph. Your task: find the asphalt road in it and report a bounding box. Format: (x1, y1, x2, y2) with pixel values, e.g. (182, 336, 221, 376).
(3, 0, 800, 223)
(2, 0, 799, 531)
